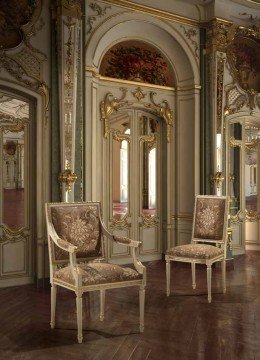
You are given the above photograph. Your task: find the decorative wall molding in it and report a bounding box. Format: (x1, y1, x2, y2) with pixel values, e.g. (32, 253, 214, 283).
(206, 18, 233, 53)
(180, 25, 199, 59)
(55, 0, 82, 201)
(100, 88, 174, 142)
(216, 54, 226, 133)
(87, 2, 112, 34)
(101, 0, 199, 26)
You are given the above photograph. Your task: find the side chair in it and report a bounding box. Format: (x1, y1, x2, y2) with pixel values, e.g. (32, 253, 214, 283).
(165, 195, 229, 303)
(45, 201, 146, 343)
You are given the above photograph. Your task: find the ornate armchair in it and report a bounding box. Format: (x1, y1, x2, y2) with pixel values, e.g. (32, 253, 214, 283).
(166, 195, 228, 303)
(45, 202, 146, 343)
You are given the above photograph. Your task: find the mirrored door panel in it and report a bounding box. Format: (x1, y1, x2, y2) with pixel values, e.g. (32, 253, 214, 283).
(110, 111, 131, 221)
(139, 115, 158, 218)
(2, 129, 26, 230)
(0, 92, 34, 286)
(245, 125, 260, 220)
(107, 108, 164, 259)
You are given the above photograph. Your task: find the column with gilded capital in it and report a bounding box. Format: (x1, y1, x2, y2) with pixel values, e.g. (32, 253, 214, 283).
(54, 0, 82, 202)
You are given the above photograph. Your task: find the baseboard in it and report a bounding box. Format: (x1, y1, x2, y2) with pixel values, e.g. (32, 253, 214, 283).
(0, 276, 34, 288)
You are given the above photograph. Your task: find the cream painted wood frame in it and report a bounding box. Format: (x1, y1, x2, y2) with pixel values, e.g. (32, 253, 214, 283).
(45, 201, 146, 344)
(165, 195, 229, 303)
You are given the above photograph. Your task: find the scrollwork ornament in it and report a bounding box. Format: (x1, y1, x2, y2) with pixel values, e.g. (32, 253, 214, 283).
(245, 209, 260, 222)
(112, 129, 130, 142)
(100, 88, 129, 138)
(87, 2, 111, 34)
(230, 136, 242, 147)
(0, 224, 29, 243)
(0, 114, 26, 132)
(132, 87, 146, 102)
(141, 214, 159, 228)
(147, 92, 173, 142)
(180, 25, 199, 59)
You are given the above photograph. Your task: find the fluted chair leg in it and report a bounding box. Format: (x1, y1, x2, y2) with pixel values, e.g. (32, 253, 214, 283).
(191, 262, 196, 289)
(207, 265, 212, 303)
(50, 284, 57, 329)
(76, 292, 83, 344)
(222, 259, 226, 294)
(139, 286, 145, 332)
(100, 289, 105, 321)
(166, 260, 171, 296)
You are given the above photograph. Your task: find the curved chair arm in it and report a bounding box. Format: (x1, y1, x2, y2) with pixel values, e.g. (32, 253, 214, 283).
(48, 222, 78, 254)
(100, 220, 141, 247)
(113, 235, 141, 248)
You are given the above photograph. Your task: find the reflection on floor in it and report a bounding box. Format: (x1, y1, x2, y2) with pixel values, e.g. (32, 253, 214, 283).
(246, 195, 257, 212)
(0, 252, 259, 359)
(3, 189, 24, 229)
(113, 201, 156, 218)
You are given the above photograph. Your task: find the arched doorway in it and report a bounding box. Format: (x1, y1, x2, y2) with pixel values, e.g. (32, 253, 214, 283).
(85, 13, 200, 262)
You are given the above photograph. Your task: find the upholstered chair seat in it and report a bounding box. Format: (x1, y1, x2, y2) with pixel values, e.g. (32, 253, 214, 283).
(165, 196, 229, 303)
(46, 202, 146, 343)
(166, 244, 224, 260)
(54, 262, 143, 286)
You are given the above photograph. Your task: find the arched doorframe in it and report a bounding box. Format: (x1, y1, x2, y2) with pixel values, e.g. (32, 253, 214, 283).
(85, 12, 200, 257)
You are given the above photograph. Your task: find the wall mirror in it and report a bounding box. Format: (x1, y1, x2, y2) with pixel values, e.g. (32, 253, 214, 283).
(110, 111, 131, 220)
(0, 95, 29, 234)
(139, 115, 159, 218)
(245, 124, 260, 220)
(228, 122, 242, 219)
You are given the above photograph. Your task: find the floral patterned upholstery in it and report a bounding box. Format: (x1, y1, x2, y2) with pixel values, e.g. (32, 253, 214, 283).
(166, 244, 224, 259)
(54, 262, 142, 286)
(51, 205, 102, 261)
(193, 197, 226, 240)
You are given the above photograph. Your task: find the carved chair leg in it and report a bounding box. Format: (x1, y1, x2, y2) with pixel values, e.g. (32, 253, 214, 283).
(100, 289, 105, 321)
(207, 265, 212, 303)
(76, 292, 83, 344)
(166, 260, 171, 296)
(139, 286, 145, 333)
(50, 284, 57, 329)
(221, 259, 226, 294)
(191, 262, 196, 289)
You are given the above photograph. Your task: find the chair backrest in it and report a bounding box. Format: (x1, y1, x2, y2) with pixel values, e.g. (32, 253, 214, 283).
(46, 202, 105, 265)
(192, 195, 228, 244)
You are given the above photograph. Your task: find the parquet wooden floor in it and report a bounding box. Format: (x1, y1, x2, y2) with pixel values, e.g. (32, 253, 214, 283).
(0, 251, 259, 360)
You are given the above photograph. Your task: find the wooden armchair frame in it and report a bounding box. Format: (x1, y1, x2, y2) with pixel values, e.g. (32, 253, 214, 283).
(45, 202, 146, 343)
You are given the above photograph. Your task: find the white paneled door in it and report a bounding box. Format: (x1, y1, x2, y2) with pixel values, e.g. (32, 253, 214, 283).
(105, 108, 166, 262)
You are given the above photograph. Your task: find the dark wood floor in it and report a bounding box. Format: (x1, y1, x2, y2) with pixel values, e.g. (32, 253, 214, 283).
(0, 251, 259, 360)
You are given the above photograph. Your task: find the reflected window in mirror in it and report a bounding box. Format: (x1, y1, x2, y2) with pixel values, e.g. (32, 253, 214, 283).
(111, 114, 130, 220)
(245, 125, 260, 215)
(140, 115, 159, 217)
(2, 130, 25, 230)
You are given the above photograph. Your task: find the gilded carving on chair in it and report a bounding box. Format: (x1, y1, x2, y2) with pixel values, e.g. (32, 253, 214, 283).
(193, 198, 226, 240)
(51, 206, 102, 259)
(54, 262, 142, 286)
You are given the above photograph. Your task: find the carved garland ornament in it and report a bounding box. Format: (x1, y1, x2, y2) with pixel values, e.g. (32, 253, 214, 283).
(100, 88, 174, 142)
(87, 2, 111, 34)
(180, 25, 199, 59)
(216, 55, 225, 133)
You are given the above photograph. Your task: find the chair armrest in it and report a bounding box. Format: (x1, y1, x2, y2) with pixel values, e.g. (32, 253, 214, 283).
(100, 221, 141, 248)
(113, 235, 141, 248)
(48, 222, 78, 254)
